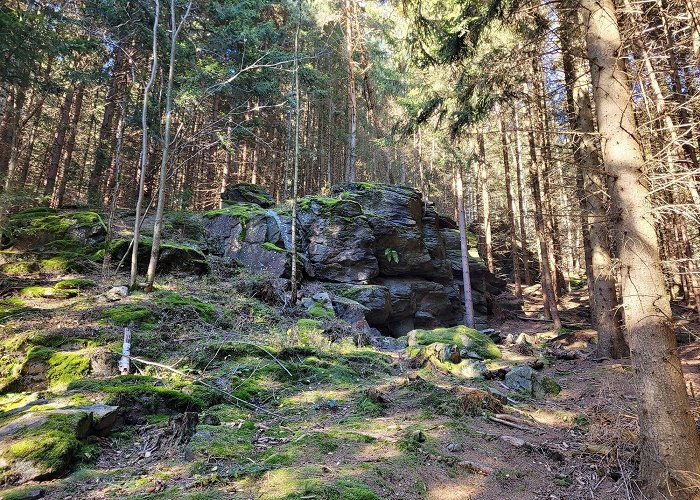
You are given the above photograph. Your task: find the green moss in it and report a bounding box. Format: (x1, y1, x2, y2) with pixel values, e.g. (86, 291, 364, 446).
(25, 345, 54, 362)
(20, 286, 78, 299)
(409, 325, 501, 359)
(308, 301, 335, 319)
(262, 242, 286, 253)
(54, 278, 96, 290)
(101, 304, 155, 326)
(539, 376, 561, 396)
(3, 209, 105, 244)
(0, 298, 30, 320)
(190, 421, 256, 458)
(298, 195, 341, 212)
(296, 479, 379, 500)
(4, 412, 86, 475)
(46, 351, 91, 385)
(153, 292, 216, 322)
(297, 319, 323, 335)
(68, 375, 203, 413)
(203, 203, 265, 224)
(0, 261, 37, 275)
(166, 211, 205, 240)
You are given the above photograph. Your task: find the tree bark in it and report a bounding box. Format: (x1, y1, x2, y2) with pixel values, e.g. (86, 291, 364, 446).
(524, 82, 561, 329)
(581, 0, 700, 494)
(87, 49, 124, 206)
(455, 164, 475, 328)
(560, 6, 627, 357)
(498, 111, 522, 297)
(56, 84, 85, 207)
(131, 0, 159, 290)
(476, 132, 495, 274)
(511, 107, 531, 286)
(44, 88, 74, 199)
(344, 0, 357, 182)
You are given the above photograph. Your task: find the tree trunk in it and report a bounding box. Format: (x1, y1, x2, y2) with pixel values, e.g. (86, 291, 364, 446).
(476, 132, 494, 273)
(524, 83, 561, 329)
(581, 0, 700, 494)
(560, 7, 627, 357)
(344, 0, 357, 182)
(145, 0, 191, 291)
(87, 49, 124, 206)
(131, 0, 159, 289)
(44, 88, 74, 199)
(498, 111, 522, 297)
(511, 107, 531, 286)
(455, 164, 475, 328)
(56, 84, 85, 207)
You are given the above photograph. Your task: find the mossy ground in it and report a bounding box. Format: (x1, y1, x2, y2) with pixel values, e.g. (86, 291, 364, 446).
(0, 208, 629, 500)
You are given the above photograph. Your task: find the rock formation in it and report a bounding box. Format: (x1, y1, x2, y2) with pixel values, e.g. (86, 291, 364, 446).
(0, 183, 519, 338)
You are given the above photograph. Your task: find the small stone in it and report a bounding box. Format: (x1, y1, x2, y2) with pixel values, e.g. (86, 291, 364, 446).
(500, 435, 526, 448)
(202, 414, 221, 426)
(446, 442, 463, 453)
(105, 286, 128, 301)
(411, 430, 425, 443)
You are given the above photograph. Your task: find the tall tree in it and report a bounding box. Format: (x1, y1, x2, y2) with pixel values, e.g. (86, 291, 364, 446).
(145, 0, 192, 291)
(581, 0, 700, 494)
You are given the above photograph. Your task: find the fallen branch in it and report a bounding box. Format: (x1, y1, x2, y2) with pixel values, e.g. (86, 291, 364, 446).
(489, 415, 533, 431)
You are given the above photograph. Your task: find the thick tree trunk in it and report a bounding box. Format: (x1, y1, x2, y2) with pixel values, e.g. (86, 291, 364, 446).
(560, 7, 627, 358)
(581, 0, 700, 494)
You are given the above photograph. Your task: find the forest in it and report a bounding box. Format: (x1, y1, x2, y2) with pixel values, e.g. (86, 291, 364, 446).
(1, 0, 700, 498)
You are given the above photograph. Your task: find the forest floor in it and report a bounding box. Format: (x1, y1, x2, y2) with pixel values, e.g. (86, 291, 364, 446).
(2, 265, 700, 500)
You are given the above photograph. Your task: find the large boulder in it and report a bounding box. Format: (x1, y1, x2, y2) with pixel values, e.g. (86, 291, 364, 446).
(335, 183, 451, 282)
(221, 183, 275, 208)
(329, 284, 393, 325)
(204, 203, 291, 278)
(109, 238, 209, 275)
(375, 278, 463, 337)
(0, 405, 118, 484)
(0, 208, 107, 274)
(298, 196, 379, 283)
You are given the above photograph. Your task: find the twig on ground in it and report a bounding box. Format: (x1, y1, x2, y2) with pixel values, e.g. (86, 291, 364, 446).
(128, 354, 282, 417)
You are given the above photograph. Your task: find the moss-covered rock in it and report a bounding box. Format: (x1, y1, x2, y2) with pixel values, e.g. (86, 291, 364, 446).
(0, 298, 31, 321)
(153, 291, 216, 322)
(307, 301, 335, 320)
(407, 325, 501, 360)
(0, 208, 107, 275)
(0, 412, 88, 483)
(101, 303, 155, 326)
(68, 375, 205, 418)
(221, 183, 275, 208)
